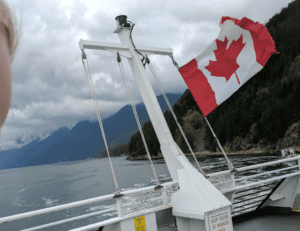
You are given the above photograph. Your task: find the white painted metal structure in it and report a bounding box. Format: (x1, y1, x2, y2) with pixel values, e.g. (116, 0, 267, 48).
(85, 21, 232, 231)
(1, 17, 300, 231)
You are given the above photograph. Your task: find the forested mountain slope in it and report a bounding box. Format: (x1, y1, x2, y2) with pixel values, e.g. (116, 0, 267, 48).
(127, 0, 300, 158)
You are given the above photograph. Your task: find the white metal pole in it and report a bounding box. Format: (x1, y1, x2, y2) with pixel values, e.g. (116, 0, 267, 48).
(115, 26, 185, 181)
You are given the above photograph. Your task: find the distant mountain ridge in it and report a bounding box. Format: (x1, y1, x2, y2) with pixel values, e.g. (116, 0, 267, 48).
(0, 93, 181, 170)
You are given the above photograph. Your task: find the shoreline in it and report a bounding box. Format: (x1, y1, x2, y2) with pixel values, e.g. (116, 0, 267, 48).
(126, 147, 300, 160)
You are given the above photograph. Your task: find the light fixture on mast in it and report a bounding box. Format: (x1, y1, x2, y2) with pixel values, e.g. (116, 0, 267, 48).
(115, 15, 131, 28)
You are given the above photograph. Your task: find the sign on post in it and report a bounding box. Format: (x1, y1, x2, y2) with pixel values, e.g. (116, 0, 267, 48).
(134, 216, 146, 231)
(208, 208, 233, 231)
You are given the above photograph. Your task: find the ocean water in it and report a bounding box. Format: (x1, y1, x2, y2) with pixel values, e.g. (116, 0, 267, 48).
(0, 154, 297, 230)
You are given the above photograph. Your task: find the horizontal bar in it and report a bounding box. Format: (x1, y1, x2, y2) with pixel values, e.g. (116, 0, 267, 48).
(235, 182, 278, 194)
(78, 40, 173, 57)
(234, 188, 272, 200)
(134, 45, 173, 56)
(235, 171, 300, 191)
(233, 199, 264, 209)
(69, 217, 122, 231)
(232, 205, 258, 214)
(0, 181, 178, 224)
(237, 156, 300, 172)
(78, 39, 131, 58)
(79, 39, 129, 51)
(122, 194, 166, 206)
(122, 181, 178, 196)
(233, 193, 270, 204)
(235, 165, 299, 182)
(208, 156, 300, 177)
(21, 207, 117, 231)
(0, 194, 114, 224)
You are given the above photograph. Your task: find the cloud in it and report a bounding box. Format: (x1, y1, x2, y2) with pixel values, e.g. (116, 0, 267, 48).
(0, 0, 294, 151)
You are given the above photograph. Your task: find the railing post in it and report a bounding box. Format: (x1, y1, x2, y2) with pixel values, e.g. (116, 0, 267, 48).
(116, 198, 123, 219)
(162, 187, 167, 206)
(230, 171, 236, 189)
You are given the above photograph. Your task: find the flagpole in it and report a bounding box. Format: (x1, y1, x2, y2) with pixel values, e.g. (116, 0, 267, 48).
(204, 117, 236, 171)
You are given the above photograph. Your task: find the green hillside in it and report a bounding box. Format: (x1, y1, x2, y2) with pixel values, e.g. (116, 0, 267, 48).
(127, 0, 300, 158)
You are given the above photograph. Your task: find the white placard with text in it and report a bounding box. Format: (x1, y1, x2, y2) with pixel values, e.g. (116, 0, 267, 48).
(208, 208, 233, 231)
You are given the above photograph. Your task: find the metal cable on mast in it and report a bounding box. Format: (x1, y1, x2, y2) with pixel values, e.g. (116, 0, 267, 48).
(205, 117, 236, 172)
(170, 55, 180, 69)
(81, 50, 123, 198)
(145, 55, 207, 177)
(168, 54, 236, 172)
(117, 53, 162, 190)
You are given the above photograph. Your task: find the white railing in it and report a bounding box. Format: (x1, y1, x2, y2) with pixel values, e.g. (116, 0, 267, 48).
(235, 171, 300, 191)
(208, 155, 300, 192)
(235, 165, 299, 183)
(0, 194, 115, 224)
(0, 181, 178, 231)
(22, 207, 117, 231)
(2, 156, 300, 230)
(207, 171, 235, 192)
(120, 182, 176, 218)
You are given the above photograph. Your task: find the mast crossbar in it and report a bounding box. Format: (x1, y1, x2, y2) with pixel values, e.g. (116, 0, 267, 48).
(133, 45, 173, 56)
(79, 39, 173, 58)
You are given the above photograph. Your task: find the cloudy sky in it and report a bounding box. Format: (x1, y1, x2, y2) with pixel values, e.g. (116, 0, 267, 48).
(1, 0, 294, 151)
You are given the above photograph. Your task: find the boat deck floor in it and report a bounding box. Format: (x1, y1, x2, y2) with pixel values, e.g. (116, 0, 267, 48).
(155, 211, 300, 231)
(233, 212, 300, 231)
(159, 225, 177, 231)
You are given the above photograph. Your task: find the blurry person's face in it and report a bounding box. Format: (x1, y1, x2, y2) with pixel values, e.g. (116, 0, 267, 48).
(0, 22, 12, 129)
(0, 1, 15, 130)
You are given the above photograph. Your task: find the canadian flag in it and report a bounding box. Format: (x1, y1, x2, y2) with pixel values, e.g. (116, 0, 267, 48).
(179, 16, 277, 117)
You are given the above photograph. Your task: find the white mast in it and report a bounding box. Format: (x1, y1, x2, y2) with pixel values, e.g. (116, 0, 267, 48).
(79, 15, 233, 231)
(79, 17, 186, 182)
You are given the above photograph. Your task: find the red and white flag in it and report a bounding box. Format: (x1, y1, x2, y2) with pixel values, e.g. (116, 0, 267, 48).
(179, 16, 277, 117)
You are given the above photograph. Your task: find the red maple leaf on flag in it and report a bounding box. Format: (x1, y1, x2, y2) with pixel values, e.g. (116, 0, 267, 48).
(205, 35, 246, 84)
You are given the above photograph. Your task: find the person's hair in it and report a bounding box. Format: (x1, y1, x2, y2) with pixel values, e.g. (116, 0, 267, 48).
(1, 0, 20, 61)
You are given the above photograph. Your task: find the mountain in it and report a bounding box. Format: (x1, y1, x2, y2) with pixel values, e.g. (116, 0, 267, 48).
(0, 138, 42, 169)
(0, 93, 181, 170)
(127, 0, 300, 156)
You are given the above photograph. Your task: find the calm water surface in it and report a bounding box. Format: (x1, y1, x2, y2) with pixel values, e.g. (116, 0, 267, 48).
(1, 154, 295, 230)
